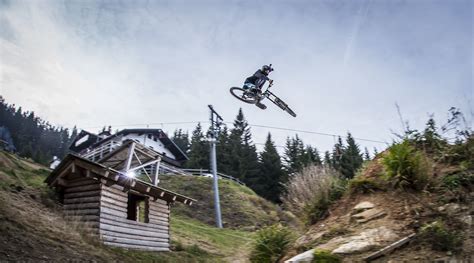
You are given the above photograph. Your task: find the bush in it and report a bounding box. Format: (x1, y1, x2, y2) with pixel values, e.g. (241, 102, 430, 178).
(348, 176, 383, 194)
(442, 172, 474, 190)
(250, 224, 294, 263)
(282, 166, 346, 225)
(419, 221, 463, 252)
(312, 249, 341, 263)
(441, 135, 474, 169)
(381, 140, 431, 190)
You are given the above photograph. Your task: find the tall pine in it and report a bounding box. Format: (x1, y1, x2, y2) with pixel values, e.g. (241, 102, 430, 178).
(257, 133, 285, 203)
(185, 123, 209, 169)
(228, 109, 260, 186)
(172, 128, 190, 154)
(339, 133, 363, 179)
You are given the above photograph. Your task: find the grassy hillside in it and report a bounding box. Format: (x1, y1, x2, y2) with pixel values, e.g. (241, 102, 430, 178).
(159, 174, 297, 230)
(0, 151, 275, 262)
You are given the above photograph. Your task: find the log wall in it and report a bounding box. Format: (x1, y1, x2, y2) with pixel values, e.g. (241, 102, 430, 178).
(63, 177, 101, 234)
(99, 184, 171, 251)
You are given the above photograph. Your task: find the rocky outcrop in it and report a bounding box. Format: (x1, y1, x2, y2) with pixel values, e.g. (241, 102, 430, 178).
(352, 208, 387, 223)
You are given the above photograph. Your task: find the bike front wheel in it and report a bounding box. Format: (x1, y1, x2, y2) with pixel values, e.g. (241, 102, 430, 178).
(274, 97, 297, 117)
(230, 87, 258, 104)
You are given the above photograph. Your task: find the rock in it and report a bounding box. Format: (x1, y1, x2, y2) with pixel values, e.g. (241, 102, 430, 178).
(332, 240, 375, 254)
(284, 249, 315, 263)
(352, 208, 386, 223)
(438, 203, 462, 214)
(327, 226, 399, 254)
(353, 201, 375, 212)
(460, 215, 472, 226)
(294, 230, 328, 247)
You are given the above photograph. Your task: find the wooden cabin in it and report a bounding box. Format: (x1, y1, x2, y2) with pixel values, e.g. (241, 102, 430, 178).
(45, 140, 196, 251)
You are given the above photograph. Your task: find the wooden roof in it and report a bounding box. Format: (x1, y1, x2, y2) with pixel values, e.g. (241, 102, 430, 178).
(45, 154, 196, 205)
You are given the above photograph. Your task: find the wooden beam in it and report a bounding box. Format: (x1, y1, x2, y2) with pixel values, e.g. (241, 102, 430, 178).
(124, 142, 136, 172)
(51, 163, 74, 186)
(364, 233, 417, 262)
(57, 178, 68, 186)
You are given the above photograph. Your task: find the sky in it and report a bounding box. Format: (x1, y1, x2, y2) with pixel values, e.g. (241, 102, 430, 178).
(0, 0, 472, 155)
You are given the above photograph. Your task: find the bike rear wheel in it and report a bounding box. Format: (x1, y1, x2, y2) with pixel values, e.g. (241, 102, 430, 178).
(230, 87, 258, 104)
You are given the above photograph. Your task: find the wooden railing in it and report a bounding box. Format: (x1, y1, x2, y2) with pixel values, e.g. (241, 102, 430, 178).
(79, 140, 243, 186)
(81, 140, 121, 161)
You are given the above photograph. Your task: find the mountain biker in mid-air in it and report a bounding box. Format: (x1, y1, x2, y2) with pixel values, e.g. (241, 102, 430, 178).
(243, 65, 274, 108)
(230, 64, 296, 117)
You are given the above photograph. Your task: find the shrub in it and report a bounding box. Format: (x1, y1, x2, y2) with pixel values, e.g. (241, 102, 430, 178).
(282, 166, 346, 224)
(419, 221, 463, 252)
(312, 249, 341, 263)
(348, 176, 383, 194)
(442, 172, 474, 190)
(381, 140, 431, 190)
(250, 224, 294, 263)
(441, 135, 474, 169)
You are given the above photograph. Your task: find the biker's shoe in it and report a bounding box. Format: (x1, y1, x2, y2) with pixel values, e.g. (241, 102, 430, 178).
(256, 102, 267, 110)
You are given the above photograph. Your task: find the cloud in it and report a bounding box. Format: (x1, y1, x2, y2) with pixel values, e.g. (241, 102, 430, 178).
(1, 0, 471, 154)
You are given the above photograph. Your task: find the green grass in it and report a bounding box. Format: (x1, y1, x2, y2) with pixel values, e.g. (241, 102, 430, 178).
(160, 174, 285, 229)
(0, 151, 50, 190)
(171, 215, 254, 258)
(108, 244, 214, 263)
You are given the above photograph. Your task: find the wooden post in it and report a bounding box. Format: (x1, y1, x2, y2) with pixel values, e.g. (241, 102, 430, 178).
(154, 157, 161, 186)
(124, 142, 136, 173)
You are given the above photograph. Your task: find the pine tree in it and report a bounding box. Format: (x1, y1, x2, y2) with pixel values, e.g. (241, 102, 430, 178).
(323, 151, 332, 166)
(331, 136, 344, 171)
(185, 123, 209, 169)
(340, 133, 363, 179)
(172, 128, 190, 154)
(228, 108, 260, 186)
(364, 147, 370, 161)
(283, 135, 306, 174)
(257, 133, 285, 203)
(302, 145, 322, 166)
(216, 126, 232, 175)
(373, 147, 379, 157)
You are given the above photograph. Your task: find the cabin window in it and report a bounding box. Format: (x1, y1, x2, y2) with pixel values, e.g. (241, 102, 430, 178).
(147, 134, 152, 139)
(127, 193, 149, 223)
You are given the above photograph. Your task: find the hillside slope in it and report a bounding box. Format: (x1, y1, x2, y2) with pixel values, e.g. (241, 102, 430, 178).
(284, 140, 474, 262)
(159, 174, 297, 230)
(0, 151, 281, 262)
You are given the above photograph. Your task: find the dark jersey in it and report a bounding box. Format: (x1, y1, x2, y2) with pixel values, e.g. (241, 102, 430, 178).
(244, 69, 270, 89)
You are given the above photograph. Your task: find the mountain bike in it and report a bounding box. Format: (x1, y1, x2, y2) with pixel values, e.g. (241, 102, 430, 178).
(229, 81, 297, 117)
